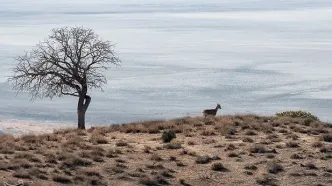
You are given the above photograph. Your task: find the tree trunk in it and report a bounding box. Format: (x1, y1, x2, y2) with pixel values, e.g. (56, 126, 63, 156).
(77, 95, 91, 129)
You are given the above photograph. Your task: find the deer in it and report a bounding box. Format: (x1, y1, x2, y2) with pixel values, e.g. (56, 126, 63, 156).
(203, 103, 221, 117)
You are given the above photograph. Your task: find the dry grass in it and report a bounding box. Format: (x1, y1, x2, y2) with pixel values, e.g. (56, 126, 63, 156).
(0, 114, 331, 185)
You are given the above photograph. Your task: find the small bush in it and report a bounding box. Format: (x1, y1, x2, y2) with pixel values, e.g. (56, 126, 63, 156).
(201, 129, 216, 136)
(290, 153, 304, 159)
(286, 141, 299, 148)
(151, 154, 163, 161)
(245, 130, 257, 136)
(13, 170, 31, 179)
(225, 144, 236, 151)
(169, 156, 177, 161)
(211, 163, 228, 172)
(244, 165, 258, 170)
(276, 110, 319, 121)
(90, 134, 108, 144)
(139, 176, 169, 186)
(322, 134, 332, 142)
(256, 175, 278, 186)
(61, 157, 92, 168)
(243, 137, 254, 143)
(179, 178, 186, 185)
(228, 152, 239, 158)
(162, 130, 176, 143)
(249, 144, 267, 153)
(164, 142, 182, 149)
(312, 141, 323, 148)
(116, 141, 128, 147)
(196, 155, 212, 164)
(176, 162, 186, 167)
(53, 175, 72, 184)
(187, 140, 196, 145)
(267, 161, 283, 174)
(302, 162, 318, 170)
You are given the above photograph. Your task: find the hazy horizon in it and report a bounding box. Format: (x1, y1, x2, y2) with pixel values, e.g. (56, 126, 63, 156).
(1, 0, 332, 128)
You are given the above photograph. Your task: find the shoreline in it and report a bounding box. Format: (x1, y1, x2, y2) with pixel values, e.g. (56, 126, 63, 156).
(0, 119, 73, 136)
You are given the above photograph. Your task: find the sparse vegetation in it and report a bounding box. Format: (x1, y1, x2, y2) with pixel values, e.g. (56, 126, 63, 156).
(0, 114, 331, 185)
(249, 144, 268, 153)
(162, 130, 176, 143)
(211, 163, 228, 172)
(321, 134, 332, 142)
(267, 161, 284, 174)
(276, 110, 319, 121)
(286, 141, 299, 148)
(196, 155, 212, 164)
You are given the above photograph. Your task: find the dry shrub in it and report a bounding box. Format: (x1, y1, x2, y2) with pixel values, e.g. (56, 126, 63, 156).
(39, 133, 61, 142)
(106, 149, 120, 158)
(245, 130, 257, 136)
(0, 142, 16, 154)
(86, 176, 107, 186)
(244, 165, 258, 170)
(225, 144, 236, 151)
(76, 129, 88, 136)
(151, 153, 163, 161)
(139, 176, 168, 186)
(116, 140, 128, 147)
(29, 168, 48, 180)
(228, 152, 239, 158)
(196, 155, 212, 164)
(211, 163, 228, 172)
(267, 161, 283, 174)
(290, 153, 304, 159)
(120, 120, 166, 133)
(312, 141, 324, 148)
(79, 148, 105, 162)
(14, 152, 41, 163)
(256, 175, 278, 186)
(286, 141, 299, 148)
(278, 129, 288, 134)
(53, 175, 72, 184)
(79, 169, 102, 178)
(21, 134, 40, 144)
(53, 128, 76, 135)
(200, 129, 216, 136)
(249, 144, 268, 153)
(60, 155, 92, 169)
(12, 170, 31, 179)
(181, 149, 197, 156)
(7, 159, 32, 170)
(164, 142, 182, 150)
(44, 152, 58, 164)
(242, 137, 254, 143)
(276, 110, 319, 121)
(264, 134, 278, 142)
(321, 134, 332, 142)
(90, 133, 108, 144)
(62, 136, 85, 149)
(302, 162, 318, 170)
(162, 130, 176, 143)
(187, 140, 196, 145)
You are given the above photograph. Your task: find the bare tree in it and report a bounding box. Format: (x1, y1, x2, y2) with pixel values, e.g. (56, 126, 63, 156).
(8, 26, 121, 129)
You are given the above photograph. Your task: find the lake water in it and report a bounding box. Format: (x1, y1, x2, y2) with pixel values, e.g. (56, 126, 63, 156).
(0, 0, 332, 128)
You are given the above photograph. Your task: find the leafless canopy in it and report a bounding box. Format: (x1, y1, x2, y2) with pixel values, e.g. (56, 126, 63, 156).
(9, 26, 120, 99)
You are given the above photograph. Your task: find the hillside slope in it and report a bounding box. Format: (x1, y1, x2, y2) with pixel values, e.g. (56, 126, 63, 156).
(0, 114, 332, 186)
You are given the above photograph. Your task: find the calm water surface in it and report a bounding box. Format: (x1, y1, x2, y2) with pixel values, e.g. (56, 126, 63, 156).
(0, 0, 332, 127)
